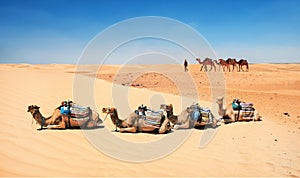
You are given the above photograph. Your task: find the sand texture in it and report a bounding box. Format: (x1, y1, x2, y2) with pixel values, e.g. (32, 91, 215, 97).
(0, 63, 300, 176)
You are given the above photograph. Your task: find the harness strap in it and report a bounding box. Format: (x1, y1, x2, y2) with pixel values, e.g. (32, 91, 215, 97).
(67, 115, 71, 128)
(103, 112, 109, 122)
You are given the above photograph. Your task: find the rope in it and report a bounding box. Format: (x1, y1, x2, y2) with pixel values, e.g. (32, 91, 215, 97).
(103, 112, 109, 122)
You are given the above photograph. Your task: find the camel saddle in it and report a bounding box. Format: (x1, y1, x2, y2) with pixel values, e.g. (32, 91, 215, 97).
(189, 104, 213, 123)
(69, 104, 90, 120)
(240, 102, 255, 120)
(143, 109, 164, 128)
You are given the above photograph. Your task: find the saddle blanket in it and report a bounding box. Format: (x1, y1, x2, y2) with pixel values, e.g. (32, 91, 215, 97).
(190, 104, 212, 123)
(70, 104, 90, 119)
(143, 109, 163, 127)
(240, 106, 255, 120)
(241, 102, 253, 108)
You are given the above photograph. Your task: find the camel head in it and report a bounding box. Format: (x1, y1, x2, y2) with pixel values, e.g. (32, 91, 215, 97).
(27, 105, 40, 115)
(102, 107, 116, 114)
(160, 104, 166, 110)
(160, 104, 174, 116)
(160, 104, 173, 111)
(186, 106, 194, 113)
(196, 58, 201, 63)
(216, 97, 224, 105)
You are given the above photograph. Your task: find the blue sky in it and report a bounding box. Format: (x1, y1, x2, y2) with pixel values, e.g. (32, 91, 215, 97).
(0, 0, 299, 64)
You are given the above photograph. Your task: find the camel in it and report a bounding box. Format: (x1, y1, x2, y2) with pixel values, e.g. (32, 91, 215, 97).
(102, 107, 171, 134)
(160, 104, 218, 129)
(213, 60, 221, 71)
(226, 58, 238, 72)
(218, 58, 229, 72)
(237, 59, 249, 72)
(196, 58, 216, 72)
(27, 105, 103, 130)
(216, 97, 262, 123)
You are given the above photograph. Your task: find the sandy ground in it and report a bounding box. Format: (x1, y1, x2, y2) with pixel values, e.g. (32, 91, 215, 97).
(0, 63, 300, 176)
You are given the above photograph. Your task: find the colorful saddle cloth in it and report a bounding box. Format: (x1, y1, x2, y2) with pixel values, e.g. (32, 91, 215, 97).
(143, 109, 164, 127)
(240, 102, 255, 120)
(69, 104, 90, 120)
(189, 104, 213, 123)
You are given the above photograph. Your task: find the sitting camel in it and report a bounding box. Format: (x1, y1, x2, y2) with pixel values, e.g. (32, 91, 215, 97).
(216, 97, 262, 123)
(27, 105, 103, 130)
(196, 58, 216, 72)
(102, 107, 171, 134)
(160, 104, 218, 129)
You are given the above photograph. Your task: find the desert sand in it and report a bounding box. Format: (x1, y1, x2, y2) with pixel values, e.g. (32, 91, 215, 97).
(0, 63, 300, 176)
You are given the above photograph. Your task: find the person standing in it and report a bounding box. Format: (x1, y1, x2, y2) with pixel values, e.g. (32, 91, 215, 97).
(184, 59, 188, 72)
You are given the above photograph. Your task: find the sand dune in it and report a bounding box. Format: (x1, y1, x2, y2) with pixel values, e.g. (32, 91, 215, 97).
(0, 64, 299, 176)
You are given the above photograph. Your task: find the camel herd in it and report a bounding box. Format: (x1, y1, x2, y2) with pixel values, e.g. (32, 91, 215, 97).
(28, 97, 262, 133)
(195, 57, 249, 72)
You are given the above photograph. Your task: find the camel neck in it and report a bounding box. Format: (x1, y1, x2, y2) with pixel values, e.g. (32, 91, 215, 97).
(110, 109, 122, 127)
(167, 108, 178, 124)
(33, 110, 50, 126)
(217, 102, 224, 116)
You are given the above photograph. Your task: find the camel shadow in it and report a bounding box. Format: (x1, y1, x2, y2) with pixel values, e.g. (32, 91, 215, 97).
(111, 128, 174, 135)
(194, 123, 221, 130)
(38, 125, 105, 131)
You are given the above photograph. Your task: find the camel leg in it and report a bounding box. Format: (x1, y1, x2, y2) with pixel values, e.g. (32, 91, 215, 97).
(240, 65, 244, 72)
(228, 113, 235, 123)
(200, 65, 204, 71)
(158, 118, 171, 133)
(119, 127, 137, 133)
(174, 120, 190, 129)
(205, 65, 208, 72)
(85, 120, 96, 128)
(49, 121, 66, 129)
(142, 126, 158, 132)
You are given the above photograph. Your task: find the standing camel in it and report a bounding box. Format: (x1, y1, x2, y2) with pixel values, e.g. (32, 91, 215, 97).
(218, 59, 229, 72)
(226, 58, 238, 72)
(27, 105, 103, 130)
(160, 104, 218, 129)
(237, 59, 249, 72)
(196, 58, 216, 72)
(216, 97, 262, 123)
(213, 60, 221, 71)
(102, 107, 171, 134)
